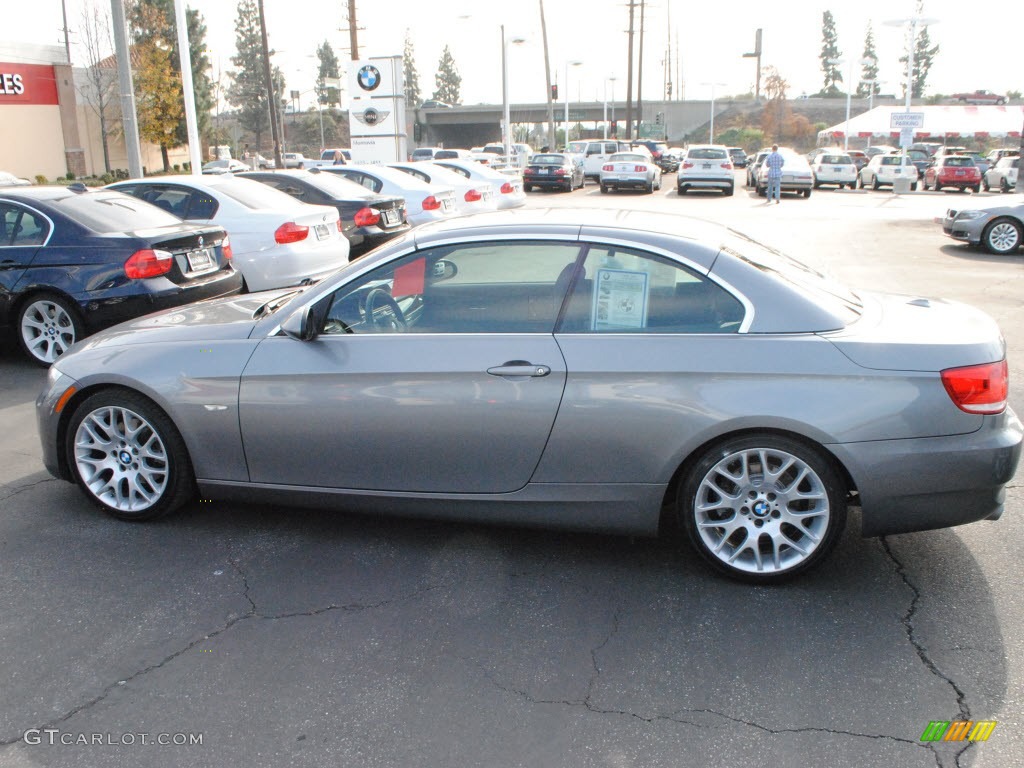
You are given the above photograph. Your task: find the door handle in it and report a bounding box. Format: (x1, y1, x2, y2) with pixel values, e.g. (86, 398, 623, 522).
(486, 361, 551, 377)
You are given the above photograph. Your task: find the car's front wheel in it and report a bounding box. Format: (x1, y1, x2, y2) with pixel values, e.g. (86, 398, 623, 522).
(17, 293, 83, 367)
(67, 391, 195, 521)
(680, 434, 847, 583)
(982, 218, 1023, 255)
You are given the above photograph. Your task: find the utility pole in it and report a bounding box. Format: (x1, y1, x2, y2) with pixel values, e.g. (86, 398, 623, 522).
(624, 0, 635, 140)
(110, 0, 142, 178)
(60, 0, 72, 65)
(539, 0, 555, 148)
(636, 0, 645, 138)
(346, 0, 360, 60)
(743, 28, 762, 101)
(256, 0, 282, 169)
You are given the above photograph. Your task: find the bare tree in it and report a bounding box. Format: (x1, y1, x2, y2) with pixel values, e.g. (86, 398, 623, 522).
(78, 3, 120, 173)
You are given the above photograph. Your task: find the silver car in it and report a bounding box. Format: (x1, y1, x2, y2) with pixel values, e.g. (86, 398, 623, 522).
(36, 210, 1021, 583)
(941, 199, 1024, 254)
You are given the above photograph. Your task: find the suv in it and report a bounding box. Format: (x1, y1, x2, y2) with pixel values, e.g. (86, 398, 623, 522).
(727, 147, 747, 168)
(566, 140, 632, 181)
(677, 144, 734, 196)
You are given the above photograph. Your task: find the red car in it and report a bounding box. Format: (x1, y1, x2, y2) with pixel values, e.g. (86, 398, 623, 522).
(923, 155, 982, 192)
(951, 90, 1007, 105)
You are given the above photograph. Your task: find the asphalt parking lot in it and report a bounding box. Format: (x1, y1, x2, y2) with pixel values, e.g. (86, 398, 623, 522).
(1, 174, 1022, 768)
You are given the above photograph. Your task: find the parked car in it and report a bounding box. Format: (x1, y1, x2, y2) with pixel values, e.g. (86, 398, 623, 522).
(302, 148, 351, 170)
(746, 149, 770, 188)
(282, 152, 309, 169)
(632, 140, 676, 172)
(846, 150, 868, 171)
(321, 164, 458, 227)
(982, 157, 1019, 193)
(865, 145, 898, 159)
(108, 175, 348, 291)
(420, 100, 452, 109)
(951, 90, 1007, 105)
(389, 161, 498, 215)
(910, 142, 943, 158)
(410, 147, 443, 161)
(37, 209, 1021, 585)
(857, 154, 920, 190)
(922, 155, 981, 193)
(756, 148, 814, 198)
(985, 148, 1019, 166)
(906, 149, 932, 177)
(599, 152, 661, 194)
(565, 140, 633, 181)
(964, 153, 991, 176)
(727, 147, 748, 168)
(1, 185, 241, 365)
(432, 158, 527, 209)
(941, 198, 1024, 254)
(810, 152, 858, 189)
(201, 158, 249, 174)
(239, 169, 409, 258)
(524, 153, 586, 193)
(677, 145, 734, 196)
(433, 149, 473, 160)
(0, 170, 32, 186)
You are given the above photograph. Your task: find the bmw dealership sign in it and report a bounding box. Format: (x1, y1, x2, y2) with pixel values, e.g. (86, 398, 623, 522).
(348, 56, 407, 164)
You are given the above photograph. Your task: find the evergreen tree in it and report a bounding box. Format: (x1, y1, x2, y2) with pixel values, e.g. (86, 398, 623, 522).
(403, 31, 420, 107)
(818, 11, 842, 97)
(315, 40, 340, 107)
(129, 0, 215, 148)
(856, 22, 879, 98)
(225, 0, 271, 149)
(432, 45, 461, 105)
(899, 2, 940, 99)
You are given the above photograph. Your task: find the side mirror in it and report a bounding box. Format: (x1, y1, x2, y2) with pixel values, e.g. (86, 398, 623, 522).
(280, 306, 313, 340)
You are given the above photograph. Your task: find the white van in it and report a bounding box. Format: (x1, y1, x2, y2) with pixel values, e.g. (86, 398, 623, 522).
(566, 140, 632, 181)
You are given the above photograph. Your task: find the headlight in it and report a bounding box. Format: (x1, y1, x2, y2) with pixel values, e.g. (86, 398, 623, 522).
(955, 210, 988, 221)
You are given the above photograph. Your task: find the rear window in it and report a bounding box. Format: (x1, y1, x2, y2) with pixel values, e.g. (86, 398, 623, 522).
(56, 191, 183, 232)
(213, 178, 304, 209)
(610, 154, 646, 162)
(297, 172, 375, 199)
(531, 155, 567, 164)
(879, 156, 903, 166)
(688, 148, 727, 160)
(944, 157, 974, 167)
(821, 155, 852, 164)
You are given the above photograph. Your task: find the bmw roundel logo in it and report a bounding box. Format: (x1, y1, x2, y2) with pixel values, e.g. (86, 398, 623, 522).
(753, 501, 770, 518)
(357, 65, 381, 91)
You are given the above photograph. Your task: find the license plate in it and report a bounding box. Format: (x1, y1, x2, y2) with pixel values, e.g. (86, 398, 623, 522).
(538, 168, 549, 174)
(314, 224, 330, 240)
(894, 169, 901, 174)
(832, 168, 841, 173)
(782, 175, 793, 182)
(382, 209, 398, 226)
(702, 163, 711, 169)
(186, 248, 213, 272)
(955, 170, 965, 176)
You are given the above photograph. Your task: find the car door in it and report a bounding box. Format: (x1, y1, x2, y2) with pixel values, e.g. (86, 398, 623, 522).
(238, 240, 582, 493)
(0, 201, 50, 321)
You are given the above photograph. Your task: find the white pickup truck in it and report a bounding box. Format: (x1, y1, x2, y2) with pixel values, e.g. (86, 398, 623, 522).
(301, 148, 352, 169)
(566, 140, 633, 181)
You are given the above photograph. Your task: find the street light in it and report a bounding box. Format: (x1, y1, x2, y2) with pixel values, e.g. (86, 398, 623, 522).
(700, 82, 726, 143)
(501, 26, 526, 159)
(607, 76, 617, 138)
(563, 60, 583, 145)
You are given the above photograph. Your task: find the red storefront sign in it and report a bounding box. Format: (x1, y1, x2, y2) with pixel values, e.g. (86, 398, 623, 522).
(0, 63, 59, 106)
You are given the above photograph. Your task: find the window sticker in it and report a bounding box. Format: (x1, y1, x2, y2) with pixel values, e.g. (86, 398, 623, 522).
(592, 268, 649, 330)
(392, 258, 425, 298)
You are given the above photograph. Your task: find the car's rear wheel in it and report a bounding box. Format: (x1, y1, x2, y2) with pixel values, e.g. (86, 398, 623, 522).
(972, 184, 981, 193)
(524, 184, 533, 192)
(982, 177, 990, 191)
(17, 293, 83, 367)
(679, 434, 847, 583)
(66, 390, 195, 521)
(803, 188, 811, 198)
(723, 184, 734, 197)
(982, 218, 1023, 254)
(645, 180, 654, 194)
(871, 175, 880, 190)
(600, 184, 609, 194)
(677, 185, 687, 195)
(1000, 178, 1011, 193)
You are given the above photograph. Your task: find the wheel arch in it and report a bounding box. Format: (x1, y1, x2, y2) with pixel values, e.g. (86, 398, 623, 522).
(11, 286, 85, 330)
(657, 426, 858, 536)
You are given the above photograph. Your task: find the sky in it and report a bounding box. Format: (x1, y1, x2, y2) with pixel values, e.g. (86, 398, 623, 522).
(9, 0, 1024, 111)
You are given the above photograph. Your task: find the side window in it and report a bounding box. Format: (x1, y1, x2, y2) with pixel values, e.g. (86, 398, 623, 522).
(0, 204, 49, 246)
(318, 241, 583, 335)
(147, 187, 192, 218)
(184, 190, 218, 219)
(559, 245, 744, 333)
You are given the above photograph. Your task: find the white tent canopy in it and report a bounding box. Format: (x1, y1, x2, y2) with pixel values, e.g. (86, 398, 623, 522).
(818, 105, 1024, 143)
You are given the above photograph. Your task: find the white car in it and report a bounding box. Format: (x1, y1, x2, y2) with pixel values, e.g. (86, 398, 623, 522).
(810, 151, 858, 189)
(599, 152, 662, 194)
(983, 157, 1019, 193)
(756, 149, 815, 198)
(282, 152, 308, 169)
(858, 154, 919, 190)
(201, 158, 249, 175)
(678, 144, 735, 196)
(433, 158, 527, 209)
(108, 175, 348, 292)
(389, 162, 498, 216)
(321, 164, 458, 227)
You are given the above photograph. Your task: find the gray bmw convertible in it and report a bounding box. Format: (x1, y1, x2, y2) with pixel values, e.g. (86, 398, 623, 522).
(36, 209, 1022, 583)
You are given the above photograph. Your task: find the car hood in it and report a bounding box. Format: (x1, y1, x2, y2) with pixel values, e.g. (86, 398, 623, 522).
(822, 291, 1005, 371)
(72, 290, 296, 350)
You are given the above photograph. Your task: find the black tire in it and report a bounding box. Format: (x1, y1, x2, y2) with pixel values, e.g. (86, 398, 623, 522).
(856, 175, 864, 189)
(910, 182, 918, 191)
(679, 434, 847, 583)
(871, 175, 880, 190)
(17, 292, 83, 367)
(1000, 178, 1011, 194)
(524, 184, 533, 192)
(600, 184, 609, 194)
(981, 217, 1023, 255)
(934, 180, 942, 192)
(723, 184, 734, 197)
(645, 180, 654, 194)
(982, 177, 990, 191)
(803, 188, 812, 198)
(66, 390, 195, 521)
(972, 184, 981, 194)
(756, 185, 766, 197)
(677, 185, 687, 195)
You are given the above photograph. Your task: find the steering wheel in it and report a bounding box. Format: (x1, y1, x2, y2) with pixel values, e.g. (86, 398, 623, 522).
(363, 288, 407, 332)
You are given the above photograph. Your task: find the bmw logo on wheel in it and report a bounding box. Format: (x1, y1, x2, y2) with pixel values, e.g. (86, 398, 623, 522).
(357, 65, 381, 92)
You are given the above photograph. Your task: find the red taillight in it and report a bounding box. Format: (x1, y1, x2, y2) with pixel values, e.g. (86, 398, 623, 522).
(274, 222, 309, 244)
(337, 219, 344, 233)
(652, 151, 662, 159)
(464, 188, 482, 202)
(941, 360, 1008, 414)
(353, 207, 380, 227)
(124, 249, 173, 279)
(634, 165, 646, 172)
(221, 236, 232, 260)
(554, 168, 566, 176)
(422, 195, 441, 210)
(500, 181, 514, 194)
(602, 164, 614, 172)
(721, 162, 733, 169)
(524, 168, 535, 175)
(682, 161, 694, 169)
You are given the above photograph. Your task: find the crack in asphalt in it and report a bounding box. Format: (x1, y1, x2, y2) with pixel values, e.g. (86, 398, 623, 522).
(879, 538, 974, 768)
(0, 477, 58, 503)
(0, 558, 445, 748)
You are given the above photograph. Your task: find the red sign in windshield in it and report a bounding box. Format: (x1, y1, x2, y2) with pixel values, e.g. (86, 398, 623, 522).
(0, 64, 59, 106)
